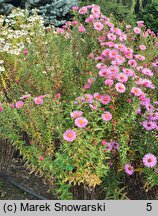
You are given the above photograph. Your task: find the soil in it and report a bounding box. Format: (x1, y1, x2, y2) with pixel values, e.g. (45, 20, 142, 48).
(0, 158, 54, 200)
(123, 174, 158, 200)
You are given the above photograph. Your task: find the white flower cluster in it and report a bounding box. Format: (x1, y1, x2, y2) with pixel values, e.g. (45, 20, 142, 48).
(0, 8, 45, 56)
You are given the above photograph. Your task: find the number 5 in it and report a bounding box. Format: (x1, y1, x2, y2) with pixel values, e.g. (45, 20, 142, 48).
(146, 203, 152, 211)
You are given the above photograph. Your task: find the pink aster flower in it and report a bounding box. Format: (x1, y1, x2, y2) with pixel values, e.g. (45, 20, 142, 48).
(139, 95, 146, 101)
(133, 27, 141, 34)
(125, 47, 134, 54)
(75, 117, 88, 128)
(85, 14, 95, 23)
(34, 97, 43, 105)
(131, 87, 143, 97)
(145, 104, 154, 112)
(72, 20, 78, 25)
(137, 20, 144, 27)
(104, 79, 114, 86)
(115, 83, 126, 93)
(91, 6, 100, 15)
(142, 68, 153, 77)
(101, 49, 110, 57)
(125, 52, 133, 59)
(104, 41, 115, 48)
(99, 69, 109, 77)
(148, 112, 158, 121)
(107, 33, 117, 41)
(70, 110, 83, 119)
(101, 95, 111, 105)
(63, 130, 77, 142)
(98, 63, 107, 70)
(137, 66, 143, 71)
(56, 28, 65, 34)
(65, 21, 71, 27)
(139, 45, 146, 50)
(128, 59, 137, 67)
(123, 68, 135, 77)
(72, 6, 79, 11)
(20, 94, 31, 100)
(115, 43, 126, 51)
(15, 101, 24, 109)
(152, 61, 158, 68)
(143, 153, 157, 168)
(110, 141, 120, 150)
(93, 92, 101, 100)
(119, 34, 127, 41)
(83, 83, 91, 89)
(126, 25, 131, 29)
(109, 50, 118, 59)
(115, 55, 125, 65)
(93, 22, 104, 31)
(85, 94, 93, 103)
(142, 121, 156, 130)
(110, 27, 122, 35)
(135, 54, 145, 61)
(79, 6, 88, 14)
(105, 143, 113, 151)
(87, 78, 95, 84)
(125, 164, 134, 175)
(102, 111, 112, 122)
(142, 79, 155, 89)
(98, 35, 106, 43)
(78, 25, 86, 33)
(117, 73, 128, 83)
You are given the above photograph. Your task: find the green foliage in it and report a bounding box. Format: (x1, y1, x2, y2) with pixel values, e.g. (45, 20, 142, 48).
(137, 2, 158, 33)
(80, 0, 136, 25)
(80, 0, 158, 32)
(102, 171, 127, 199)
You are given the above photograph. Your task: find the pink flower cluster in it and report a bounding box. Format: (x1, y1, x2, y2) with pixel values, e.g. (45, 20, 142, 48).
(61, 4, 158, 176)
(124, 153, 157, 175)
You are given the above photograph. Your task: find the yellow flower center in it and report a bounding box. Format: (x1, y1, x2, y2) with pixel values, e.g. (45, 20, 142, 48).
(67, 133, 73, 138)
(79, 119, 84, 124)
(105, 114, 110, 118)
(118, 86, 123, 90)
(134, 89, 139, 93)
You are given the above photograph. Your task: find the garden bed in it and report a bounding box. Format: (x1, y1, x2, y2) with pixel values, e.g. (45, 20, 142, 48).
(0, 2, 158, 200)
(0, 157, 158, 200)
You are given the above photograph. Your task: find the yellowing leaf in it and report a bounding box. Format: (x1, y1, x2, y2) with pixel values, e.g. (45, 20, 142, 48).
(134, 168, 143, 173)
